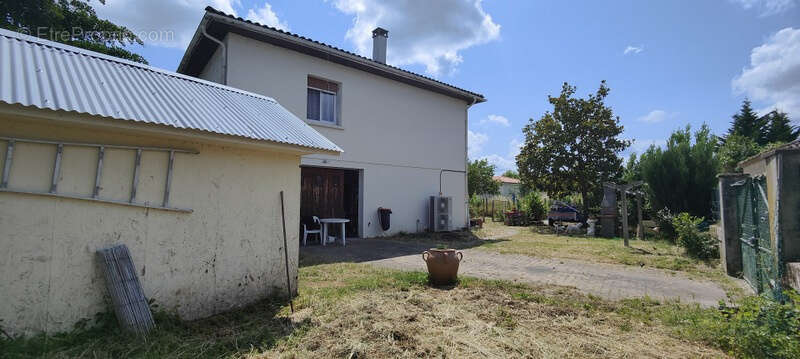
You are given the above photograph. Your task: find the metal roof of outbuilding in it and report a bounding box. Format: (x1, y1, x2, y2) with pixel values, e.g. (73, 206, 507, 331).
(0, 28, 342, 153)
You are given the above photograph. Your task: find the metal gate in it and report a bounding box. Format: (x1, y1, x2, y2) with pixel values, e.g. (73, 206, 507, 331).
(734, 177, 780, 297)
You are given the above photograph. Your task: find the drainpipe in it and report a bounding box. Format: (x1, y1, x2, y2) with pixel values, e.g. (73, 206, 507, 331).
(201, 24, 227, 85)
(462, 96, 479, 226)
(774, 153, 783, 296)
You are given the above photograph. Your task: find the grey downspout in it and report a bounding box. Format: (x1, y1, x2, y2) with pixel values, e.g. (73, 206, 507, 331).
(774, 153, 783, 296)
(463, 96, 479, 228)
(201, 25, 227, 85)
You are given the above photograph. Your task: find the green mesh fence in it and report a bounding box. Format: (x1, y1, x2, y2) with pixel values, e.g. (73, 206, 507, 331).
(735, 177, 781, 298)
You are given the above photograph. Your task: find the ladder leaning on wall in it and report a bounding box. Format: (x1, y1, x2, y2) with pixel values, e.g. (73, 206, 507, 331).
(0, 136, 198, 212)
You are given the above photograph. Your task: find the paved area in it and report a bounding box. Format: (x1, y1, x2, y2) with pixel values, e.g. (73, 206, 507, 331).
(301, 237, 735, 307)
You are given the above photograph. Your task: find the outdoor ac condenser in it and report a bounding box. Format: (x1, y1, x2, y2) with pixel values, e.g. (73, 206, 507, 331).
(429, 196, 452, 232)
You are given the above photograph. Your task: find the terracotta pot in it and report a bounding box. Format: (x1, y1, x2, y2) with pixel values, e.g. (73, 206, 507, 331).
(422, 249, 463, 285)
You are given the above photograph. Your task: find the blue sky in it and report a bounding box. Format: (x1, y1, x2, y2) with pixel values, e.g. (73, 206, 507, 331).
(97, 0, 800, 173)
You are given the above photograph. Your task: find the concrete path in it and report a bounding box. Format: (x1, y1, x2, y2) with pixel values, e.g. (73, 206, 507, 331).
(301, 238, 735, 307)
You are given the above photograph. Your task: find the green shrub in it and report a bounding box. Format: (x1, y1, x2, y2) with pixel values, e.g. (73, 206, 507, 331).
(469, 195, 482, 218)
(719, 134, 760, 173)
(520, 192, 547, 221)
(639, 125, 719, 218)
(715, 291, 800, 358)
(654, 208, 676, 241)
(493, 208, 506, 221)
(672, 212, 718, 259)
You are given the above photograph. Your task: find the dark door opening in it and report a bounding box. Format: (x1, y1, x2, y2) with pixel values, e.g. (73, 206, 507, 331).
(300, 167, 359, 238)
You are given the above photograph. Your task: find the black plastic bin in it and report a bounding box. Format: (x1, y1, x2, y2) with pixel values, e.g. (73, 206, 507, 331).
(378, 207, 392, 231)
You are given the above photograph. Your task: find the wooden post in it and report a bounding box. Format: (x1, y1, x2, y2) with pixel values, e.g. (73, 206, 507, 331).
(637, 193, 644, 240)
(621, 191, 629, 246)
(483, 196, 487, 222)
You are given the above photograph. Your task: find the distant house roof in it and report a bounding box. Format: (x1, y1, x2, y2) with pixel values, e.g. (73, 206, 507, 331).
(0, 28, 342, 153)
(177, 7, 486, 104)
(493, 176, 521, 184)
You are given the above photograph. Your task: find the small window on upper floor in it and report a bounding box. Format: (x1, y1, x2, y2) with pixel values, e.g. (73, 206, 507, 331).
(307, 76, 339, 125)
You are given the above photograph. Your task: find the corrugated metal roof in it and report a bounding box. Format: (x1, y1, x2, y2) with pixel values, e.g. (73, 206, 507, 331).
(0, 28, 342, 153)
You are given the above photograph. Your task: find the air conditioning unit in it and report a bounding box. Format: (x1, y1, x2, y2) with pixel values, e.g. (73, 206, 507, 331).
(429, 196, 452, 232)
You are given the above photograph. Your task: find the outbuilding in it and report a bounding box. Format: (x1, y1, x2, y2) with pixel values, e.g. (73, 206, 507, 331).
(717, 140, 800, 297)
(0, 28, 341, 335)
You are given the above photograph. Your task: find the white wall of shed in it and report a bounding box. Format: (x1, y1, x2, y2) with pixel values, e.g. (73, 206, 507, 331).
(0, 113, 301, 336)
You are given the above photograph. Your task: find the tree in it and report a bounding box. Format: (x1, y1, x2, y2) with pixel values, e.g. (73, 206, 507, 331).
(500, 170, 519, 179)
(622, 152, 642, 183)
(764, 110, 798, 144)
(718, 134, 760, 172)
(639, 125, 719, 217)
(727, 99, 768, 146)
(1, 0, 147, 63)
(516, 81, 629, 213)
(468, 159, 499, 197)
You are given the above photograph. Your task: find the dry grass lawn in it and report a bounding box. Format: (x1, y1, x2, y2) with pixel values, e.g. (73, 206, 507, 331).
(3, 261, 731, 358)
(259, 263, 725, 358)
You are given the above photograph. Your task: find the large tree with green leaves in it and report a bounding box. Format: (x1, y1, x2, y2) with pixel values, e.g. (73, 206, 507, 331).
(500, 170, 519, 179)
(764, 110, 798, 144)
(640, 125, 719, 217)
(727, 99, 768, 146)
(516, 81, 629, 213)
(468, 159, 499, 197)
(718, 134, 760, 172)
(1, 0, 147, 63)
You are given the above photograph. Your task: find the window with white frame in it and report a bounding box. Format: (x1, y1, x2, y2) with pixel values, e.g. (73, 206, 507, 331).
(307, 76, 339, 124)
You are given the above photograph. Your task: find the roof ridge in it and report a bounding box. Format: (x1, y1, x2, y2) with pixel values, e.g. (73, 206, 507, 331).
(0, 27, 279, 104)
(202, 6, 485, 101)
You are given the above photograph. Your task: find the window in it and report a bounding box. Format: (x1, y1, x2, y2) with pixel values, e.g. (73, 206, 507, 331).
(307, 76, 339, 124)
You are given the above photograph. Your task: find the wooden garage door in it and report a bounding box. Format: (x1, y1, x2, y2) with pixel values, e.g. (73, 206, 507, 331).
(300, 167, 344, 219)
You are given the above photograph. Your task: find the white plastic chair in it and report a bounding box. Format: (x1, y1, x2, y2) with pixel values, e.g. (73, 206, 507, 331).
(303, 216, 322, 246)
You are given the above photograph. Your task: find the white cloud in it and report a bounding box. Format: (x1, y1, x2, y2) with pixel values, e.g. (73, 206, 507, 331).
(630, 139, 667, 154)
(95, 0, 239, 48)
(730, 0, 796, 16)
(246, 2, 290, 31)
(620, 138, 666, 158)
(623, 45, 643, 55)
(95, 1, 288, 49)
(637, 110, 677, 123)
(479, 138, 522, 173)
(332, 0, 500, 76)
(468, 130, 489, 158)
(479, 114, 510, 127)
(481, 154, 515, 172)
(733, 27, 800, 120)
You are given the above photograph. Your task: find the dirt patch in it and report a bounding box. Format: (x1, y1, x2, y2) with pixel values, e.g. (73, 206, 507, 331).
(259, 286, 724, 358)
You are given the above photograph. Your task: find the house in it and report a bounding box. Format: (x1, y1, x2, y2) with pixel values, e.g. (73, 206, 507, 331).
(493, 175, 521, 199)
(178, 7, 486, 237)
(0, 28, 340, 335)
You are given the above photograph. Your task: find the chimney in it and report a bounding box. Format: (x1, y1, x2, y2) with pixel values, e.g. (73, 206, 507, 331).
(372, 27, 388, 63)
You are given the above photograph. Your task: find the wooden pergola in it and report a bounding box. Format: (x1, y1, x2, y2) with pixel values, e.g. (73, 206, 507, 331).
(603, 181, 644, 246)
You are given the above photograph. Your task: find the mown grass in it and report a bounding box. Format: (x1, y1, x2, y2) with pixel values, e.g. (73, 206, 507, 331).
(8, 259, 794, 358)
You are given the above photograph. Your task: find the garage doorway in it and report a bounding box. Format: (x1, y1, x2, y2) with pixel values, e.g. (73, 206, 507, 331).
(300, 166, 360, 238)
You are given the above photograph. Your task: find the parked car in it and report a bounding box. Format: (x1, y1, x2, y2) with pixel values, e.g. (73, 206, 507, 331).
(547, 201, 586, 226)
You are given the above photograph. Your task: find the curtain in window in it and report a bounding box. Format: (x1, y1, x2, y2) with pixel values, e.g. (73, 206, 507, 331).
(307, 89, 320, 121)
(320, 92, 336, 123)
